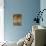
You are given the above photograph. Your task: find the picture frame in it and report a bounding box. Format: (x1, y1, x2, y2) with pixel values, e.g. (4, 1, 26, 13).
(13, 14, 22, 26)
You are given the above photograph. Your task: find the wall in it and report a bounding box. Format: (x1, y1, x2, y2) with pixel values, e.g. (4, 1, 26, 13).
(0, 0, 4, 42)
(40, 0, 46, 45)
(4, 0, 40, 42)
(40, 0, 46, 27)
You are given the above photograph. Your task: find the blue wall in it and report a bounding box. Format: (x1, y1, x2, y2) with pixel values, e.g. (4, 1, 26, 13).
(4, 0, 40, 42)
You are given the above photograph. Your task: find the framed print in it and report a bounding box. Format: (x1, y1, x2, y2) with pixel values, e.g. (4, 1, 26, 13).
(13, 14, 22, 26)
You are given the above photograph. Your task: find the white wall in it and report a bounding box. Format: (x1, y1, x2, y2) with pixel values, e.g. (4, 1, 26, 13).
(0, 0, 4, 42)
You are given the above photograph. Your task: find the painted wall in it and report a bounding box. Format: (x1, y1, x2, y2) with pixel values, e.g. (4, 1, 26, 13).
(4, 0, 40, 42)
(40, 0, 46, 45)
(40, 0, 46, 27)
